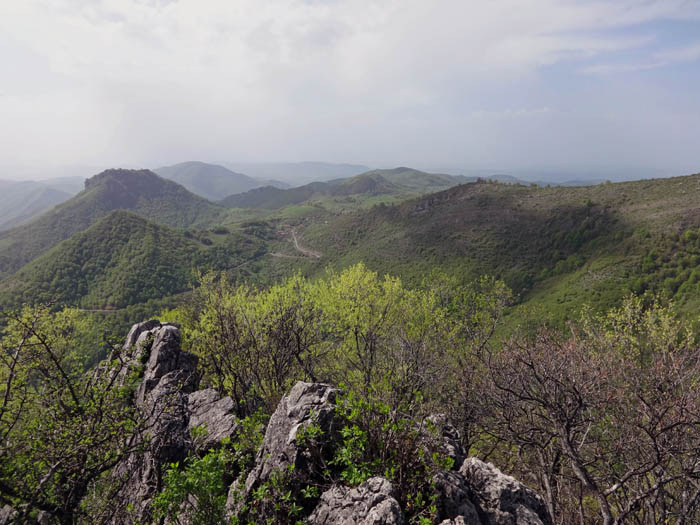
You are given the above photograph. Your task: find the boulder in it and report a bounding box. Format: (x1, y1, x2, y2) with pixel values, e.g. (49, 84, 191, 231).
(227, 381, 339, 515)
(433, 470, 482, 524)
(0, 506, 16, 525)
(309, 477, 404, 525)
(460, 458, 552, 525)
(187, 388, 238, 452)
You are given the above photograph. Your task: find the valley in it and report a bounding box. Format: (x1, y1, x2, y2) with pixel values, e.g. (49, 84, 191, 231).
(1, 165, 699, 335)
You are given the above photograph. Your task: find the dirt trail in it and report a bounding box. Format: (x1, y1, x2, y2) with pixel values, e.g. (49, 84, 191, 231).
(291, 229, 322, 259)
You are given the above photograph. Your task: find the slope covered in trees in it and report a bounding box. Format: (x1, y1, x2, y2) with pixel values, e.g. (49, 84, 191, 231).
(287, 173, 700, 323)
(0, 169, 224, 278)
(0, 210, 266, 310)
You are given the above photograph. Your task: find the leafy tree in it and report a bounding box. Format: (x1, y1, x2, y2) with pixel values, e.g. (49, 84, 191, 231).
(184, 272, 324, 417)
(0, 305, 149, 524)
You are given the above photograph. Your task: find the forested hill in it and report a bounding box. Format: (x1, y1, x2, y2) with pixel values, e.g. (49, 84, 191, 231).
(0, 210, 265, 310)
(296, 173, 700, 321)
(0, 169, 224, 278)
(219, 167, 455, 209)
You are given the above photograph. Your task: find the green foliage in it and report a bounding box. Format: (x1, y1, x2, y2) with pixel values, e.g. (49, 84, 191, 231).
(153, 438, 234, 525)
(0, 168, 223, 278)
(330, 389, 449, 523)
(177, 264, 510, 422)
(0, 210, 265, 311)
(0, 304, 145, 523)
(232, 467, 307, 525)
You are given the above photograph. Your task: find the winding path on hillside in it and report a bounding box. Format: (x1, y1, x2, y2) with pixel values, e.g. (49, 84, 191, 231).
(291, 229, 322, 259)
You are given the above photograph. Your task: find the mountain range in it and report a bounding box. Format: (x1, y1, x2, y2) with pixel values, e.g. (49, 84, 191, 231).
(154, 161, 289, 201)
(1, 163, 699, 332)
(220, 167, 463, 209)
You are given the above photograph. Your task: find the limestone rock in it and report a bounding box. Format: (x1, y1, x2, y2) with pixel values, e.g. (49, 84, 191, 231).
(187, 388, 238, 452)
(460, 458, 552, 525)
(433, 470, 482, 524)
(309, 477, 404, 525)
(111, 321, 199, 524)
(0, 506, 16, 525)
(227, 381, 339, 515)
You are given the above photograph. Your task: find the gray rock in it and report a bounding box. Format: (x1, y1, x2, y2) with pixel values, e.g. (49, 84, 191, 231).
(309, 477, 404, 525)
(433, 470, 482, 524)
(36, 511, 53, 524)
(460, 458, 552, 525)
(227, 381, 339, 516)
(135, 324, 198, 406)
(187, 388, 238, 452)
(440, 518, 470, 525)
(111, 321, 200, 524)
(123, 319, 162, 350)
(0, 506, 16, 525)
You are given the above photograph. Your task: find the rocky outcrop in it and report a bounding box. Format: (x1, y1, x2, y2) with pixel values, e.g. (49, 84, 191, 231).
(227, 381, 340, 515)
(224, 380, 550, 525)
(0, 506, 16, 525)
(108, 321, 238, 524)
(62, 319, 555, 525)
(433, 470, 482, 524)
(187, 388, 238, 453)
(461, 458, 552, 525)
(309, 477, 404, 525)
(111, 322, 199, 522)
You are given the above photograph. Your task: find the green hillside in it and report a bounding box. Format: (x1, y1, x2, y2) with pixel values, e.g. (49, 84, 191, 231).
(0, 210, 266, 310)
(262, 173, 700, 324)
(155, 161, 265, 200)
(0, 169, 223, 277)
(364, 167, 456, 190)
(219, 168, 455, 210)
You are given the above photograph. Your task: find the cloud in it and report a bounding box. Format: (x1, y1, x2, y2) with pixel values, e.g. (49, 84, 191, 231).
(581, 41, 700, 74)
(0, 0, 699, 172)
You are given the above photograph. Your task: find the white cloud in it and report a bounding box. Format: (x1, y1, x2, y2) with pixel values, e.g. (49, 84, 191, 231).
(0, 0, 699, 171)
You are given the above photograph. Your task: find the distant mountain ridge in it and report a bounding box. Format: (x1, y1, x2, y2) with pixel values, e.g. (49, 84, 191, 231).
(223, 161, 371, 186)
(0, 169, 222, 278)
(0, 180, 72, 230)
(219, 167, 458, 209)
(155, 161, 286, 200)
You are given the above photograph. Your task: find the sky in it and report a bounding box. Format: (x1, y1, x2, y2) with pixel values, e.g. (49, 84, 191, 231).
(1, 0, 699, 181)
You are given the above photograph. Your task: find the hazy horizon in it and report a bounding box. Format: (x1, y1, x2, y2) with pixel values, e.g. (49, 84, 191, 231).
(2, 1, 699, 181)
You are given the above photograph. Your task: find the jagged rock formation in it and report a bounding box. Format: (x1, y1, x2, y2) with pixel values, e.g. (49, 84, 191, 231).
(433, 470, 481, 523)
(461, 458, 552, 525)
(187, 389, 238, 453)
(309, 477, 405, 525)
(227, 381, 340, 515)
(4, 320, 548, 525)
(109, 321, 238, 524)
